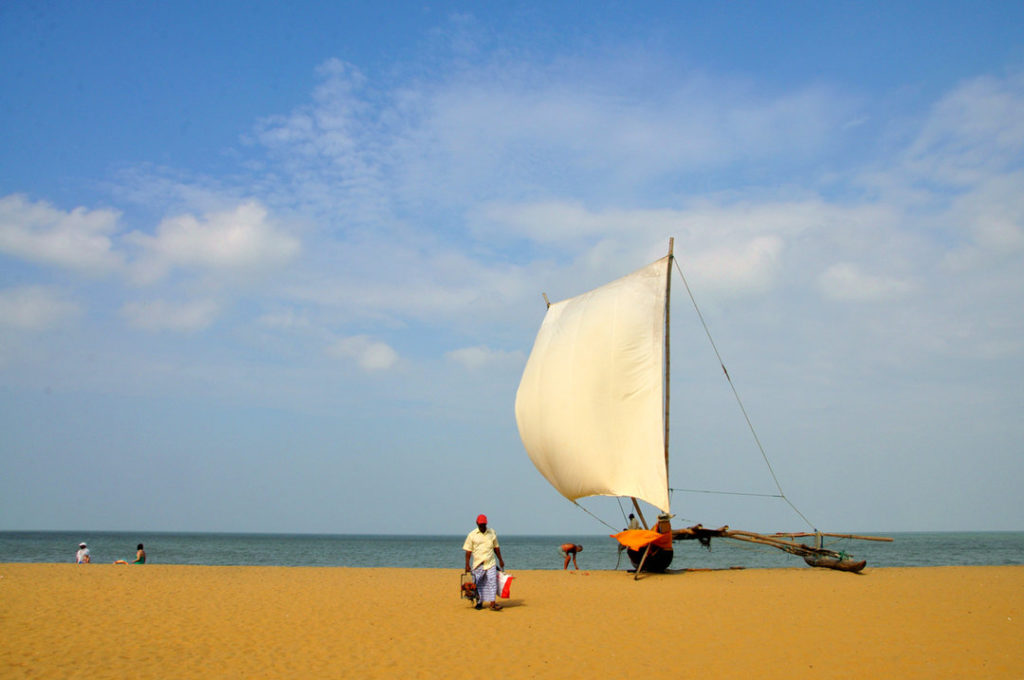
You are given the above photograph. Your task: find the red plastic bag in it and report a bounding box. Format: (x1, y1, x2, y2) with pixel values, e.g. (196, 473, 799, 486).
(498, 570, 514, 598)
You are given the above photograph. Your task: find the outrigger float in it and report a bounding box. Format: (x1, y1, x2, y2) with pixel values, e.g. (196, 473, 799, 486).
(515, 239, 892, 576)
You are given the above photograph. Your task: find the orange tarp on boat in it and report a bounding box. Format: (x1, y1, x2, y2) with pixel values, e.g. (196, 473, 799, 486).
(611, 529, 673, 551)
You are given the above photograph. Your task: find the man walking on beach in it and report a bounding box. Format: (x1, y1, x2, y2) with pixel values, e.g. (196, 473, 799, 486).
(463, 514, 505, 611)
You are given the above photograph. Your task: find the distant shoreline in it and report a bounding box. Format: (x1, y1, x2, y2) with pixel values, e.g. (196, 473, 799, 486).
(3, 530, 1022, 569)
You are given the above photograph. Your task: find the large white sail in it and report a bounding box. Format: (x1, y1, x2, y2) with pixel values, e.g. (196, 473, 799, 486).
(514, 255, 671, 513)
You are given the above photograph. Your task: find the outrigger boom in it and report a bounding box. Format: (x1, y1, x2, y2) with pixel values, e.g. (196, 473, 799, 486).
(671, 524, 894, 573)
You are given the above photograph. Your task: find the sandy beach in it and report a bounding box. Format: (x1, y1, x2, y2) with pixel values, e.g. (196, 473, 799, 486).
(1, 563, 1021, 679)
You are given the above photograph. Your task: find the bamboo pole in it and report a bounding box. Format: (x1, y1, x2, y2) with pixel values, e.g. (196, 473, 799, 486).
(672, 525, 858, 559)
(723, 533, 828, 557)
(664, 238, 673, 487)
(772, 532, 894, 542)
(634, 543, 653, 580)
(631, 498, 649, 530)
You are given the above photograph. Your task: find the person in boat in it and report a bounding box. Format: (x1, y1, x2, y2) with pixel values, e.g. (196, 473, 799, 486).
(624, 513, 675, 573)
(644, 513, 675, 568)
(618, 513, 643, 554)
(75, 542, 90, 564)
(560, 543, 583, 570)
(114, 544, 146, 565)
(463, 514, 505, 611)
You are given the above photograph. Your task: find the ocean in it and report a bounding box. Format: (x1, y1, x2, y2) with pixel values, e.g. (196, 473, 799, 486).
(2, 530, 1022, 570)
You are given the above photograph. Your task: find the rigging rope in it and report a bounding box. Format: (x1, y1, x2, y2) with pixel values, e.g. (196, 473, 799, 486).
(573, 501, 622, 532)
(670, 487, 783, 498)
(615, 497, 630, 527)
(673, 257, 816, 531)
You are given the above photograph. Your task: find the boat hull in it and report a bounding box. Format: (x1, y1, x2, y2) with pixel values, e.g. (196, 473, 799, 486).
(627, 546, 674, 572)
(802, 554, 866, 573)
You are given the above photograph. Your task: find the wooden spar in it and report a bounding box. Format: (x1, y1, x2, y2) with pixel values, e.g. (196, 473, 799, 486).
(542, 293, 551, 309)
(634, 543, 653, 580)
(664, 238, 673, 487)
(772, 532, 895, 542)
(723, 530, 821, 555)
(631, 498, 649, 530)
(670, 523, 891, 569)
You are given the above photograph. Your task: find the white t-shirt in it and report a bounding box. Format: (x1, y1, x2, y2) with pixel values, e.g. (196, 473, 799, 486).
(76, 547, 90, 563)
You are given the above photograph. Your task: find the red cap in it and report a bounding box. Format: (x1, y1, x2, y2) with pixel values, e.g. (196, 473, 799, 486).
(476, 514, 488, 524)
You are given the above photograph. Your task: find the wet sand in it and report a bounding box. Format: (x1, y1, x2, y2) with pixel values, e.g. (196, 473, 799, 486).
(1, 563, 1021, 678)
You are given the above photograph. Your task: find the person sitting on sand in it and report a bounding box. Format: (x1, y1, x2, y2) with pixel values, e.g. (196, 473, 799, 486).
(114, 544, 146, 565)
(75, 542, 90, 564)
(560, 543, 583, 570)
(463, 514, 505, 611)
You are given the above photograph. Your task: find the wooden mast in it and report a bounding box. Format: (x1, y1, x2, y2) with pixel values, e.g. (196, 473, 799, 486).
(664, 238, 673, 489)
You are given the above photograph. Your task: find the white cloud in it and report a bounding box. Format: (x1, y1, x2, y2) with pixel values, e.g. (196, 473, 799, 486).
(126, 201, 300, 284)
(278, 240, 529, 328)
(818, 263, 914, 302)
(121, 299, 220, 333)
(240, 53, 858, 232)
(0, 285, 81, 330)
(327, 335, 398, 371)
(415, 72, 846, 186)
(0, 194, 123, 274)
(472, 200, 797, 297)
(257, 309, 312, 330)
(472, 201, 685, 246)
(16, 55, 1015, 379)
(251, 59, 381, 216)
(904, 73, 1024, 185)
(872, 75, 1024, 275)
(948, 172, 1024, 255)
(445, 345, 523, 370)
(683, 236, 784, 296)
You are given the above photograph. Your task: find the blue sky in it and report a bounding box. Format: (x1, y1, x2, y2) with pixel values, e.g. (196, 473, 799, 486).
(1, 1, 1022, 537)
